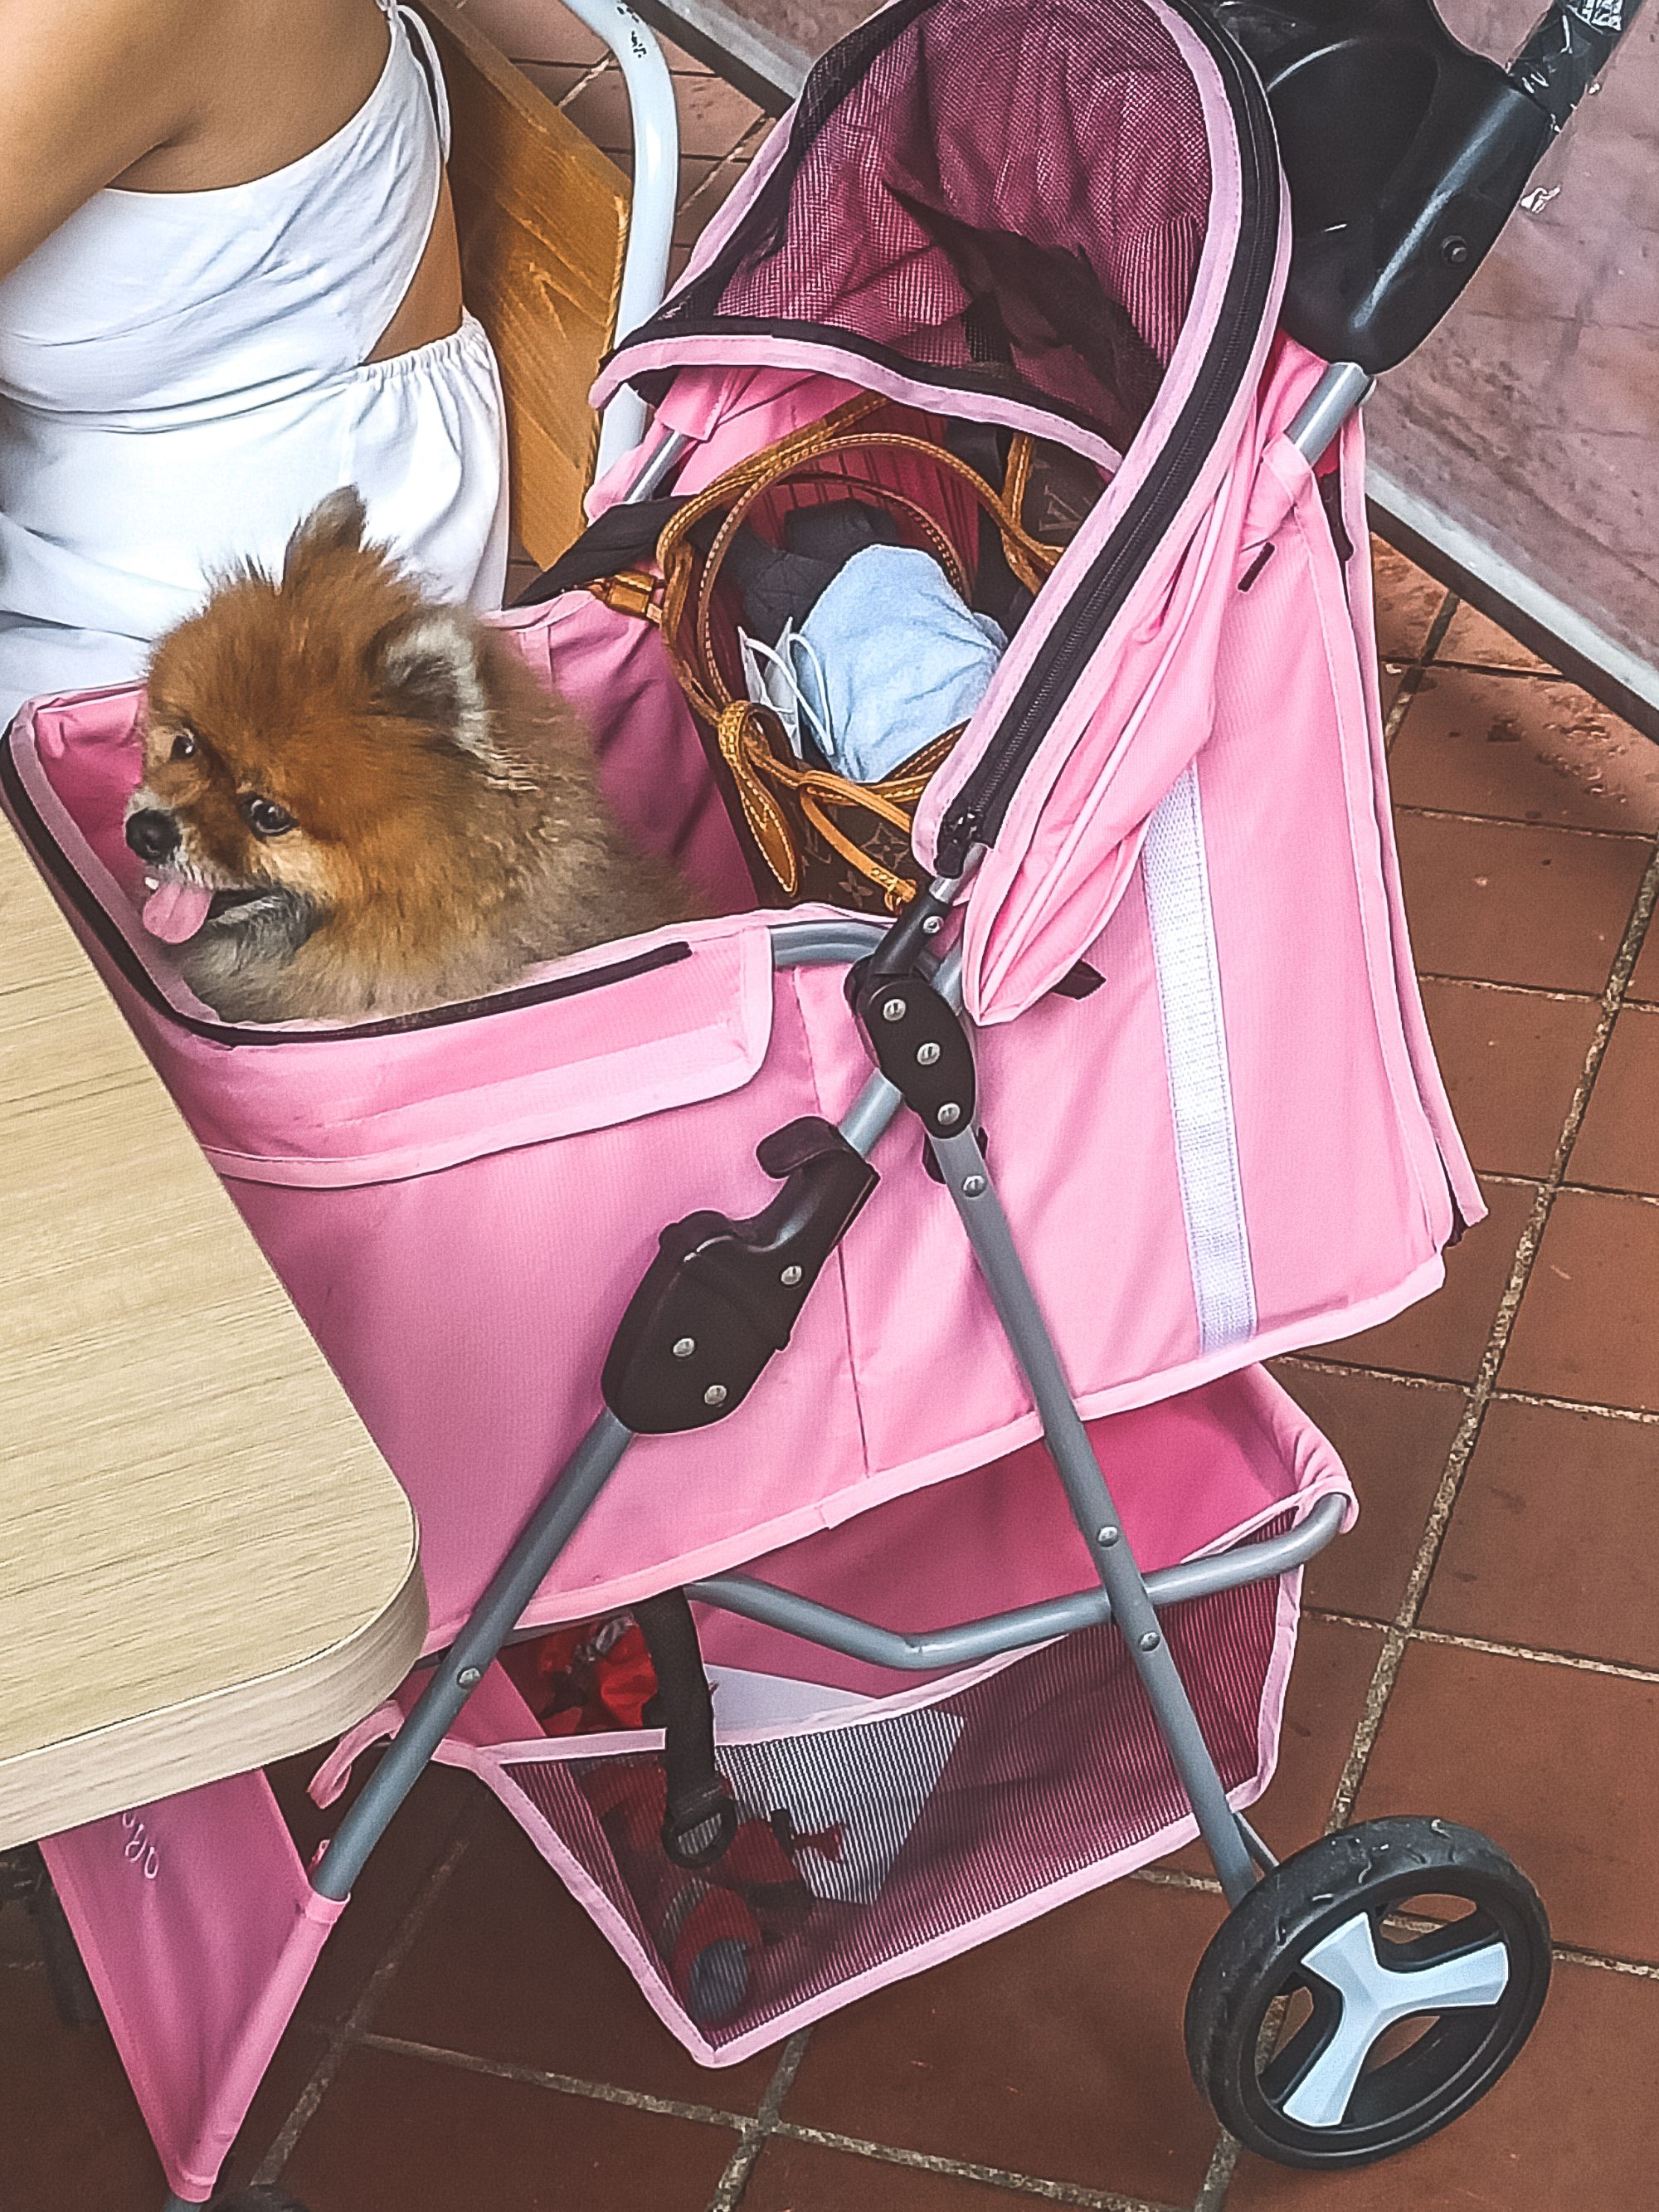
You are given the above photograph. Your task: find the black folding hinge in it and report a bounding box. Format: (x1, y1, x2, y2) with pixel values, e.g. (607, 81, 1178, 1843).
(849, 963, 977, 1141)
(601, 1118, 878, 1434)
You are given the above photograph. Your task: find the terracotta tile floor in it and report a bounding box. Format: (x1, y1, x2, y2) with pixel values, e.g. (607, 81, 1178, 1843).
(7, 28, 1659, 2212)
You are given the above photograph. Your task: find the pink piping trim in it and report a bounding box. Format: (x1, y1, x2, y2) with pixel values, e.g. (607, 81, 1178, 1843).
(1335, 412, 1484, 1230)
(600, 331, 1125, 471)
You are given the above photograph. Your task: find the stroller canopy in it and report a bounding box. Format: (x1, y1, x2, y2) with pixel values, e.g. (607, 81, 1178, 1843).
(609, 0, 1267, 471)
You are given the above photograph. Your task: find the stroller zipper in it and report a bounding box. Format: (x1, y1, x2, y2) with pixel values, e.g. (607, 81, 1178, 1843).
(935, 0, 1282, 872)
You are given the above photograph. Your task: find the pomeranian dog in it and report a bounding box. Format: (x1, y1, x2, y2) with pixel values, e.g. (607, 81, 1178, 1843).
(126, 489, 696, 1023)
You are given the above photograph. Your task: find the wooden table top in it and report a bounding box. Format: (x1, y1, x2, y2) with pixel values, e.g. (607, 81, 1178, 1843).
(0, 813, 426, 1850)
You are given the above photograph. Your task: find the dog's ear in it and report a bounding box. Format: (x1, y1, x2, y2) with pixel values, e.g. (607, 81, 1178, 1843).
(283, 487, 367, 582)
(372, 607, 532, 788)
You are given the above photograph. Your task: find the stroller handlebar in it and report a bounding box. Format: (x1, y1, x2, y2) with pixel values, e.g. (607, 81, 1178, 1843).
(1202, 0, 1645, 376)
(1508, 0, 1647, 135)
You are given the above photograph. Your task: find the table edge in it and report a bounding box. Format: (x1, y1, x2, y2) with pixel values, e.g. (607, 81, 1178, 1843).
(0, 1543, 427, 1850)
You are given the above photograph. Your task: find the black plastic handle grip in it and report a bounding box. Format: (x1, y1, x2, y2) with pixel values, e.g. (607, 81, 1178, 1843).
(1202, 0, 1647, 373)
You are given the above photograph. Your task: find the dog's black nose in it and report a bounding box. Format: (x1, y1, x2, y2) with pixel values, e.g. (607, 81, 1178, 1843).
(125, 809, 181, 863)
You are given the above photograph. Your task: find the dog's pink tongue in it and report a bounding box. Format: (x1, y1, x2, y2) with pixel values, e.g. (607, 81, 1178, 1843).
(142, 880, 213, 944)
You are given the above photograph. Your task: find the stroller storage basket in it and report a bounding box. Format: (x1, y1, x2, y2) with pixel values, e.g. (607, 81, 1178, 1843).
(44, 1367, 1345, 2194)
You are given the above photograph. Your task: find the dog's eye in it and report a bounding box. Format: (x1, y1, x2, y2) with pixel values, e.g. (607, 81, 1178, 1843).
(170, 730, 197, 762)
(244, 795, 296, 839)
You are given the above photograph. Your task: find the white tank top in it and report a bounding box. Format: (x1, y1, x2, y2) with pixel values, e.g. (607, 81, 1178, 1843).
(0, 0, 508, 725)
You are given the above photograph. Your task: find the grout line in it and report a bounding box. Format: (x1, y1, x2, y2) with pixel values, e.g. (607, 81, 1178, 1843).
(1492, 1386, 1659, 1423)
(676, 119, 769, 224)
(1292, 1360, 1461, 1391)
(1273, 1352, 1457, 1390)
(1277, 1352, 1659, 1426)
(358, 2032, 753, 2132)
(1326, 837, 1659, 1839)
(1553, 1945, 1659, 1984)
(1131, 1864, 1223, 1896)
(766, 2117, 1184, 2210)
(1420, 591, 1461, 666)
(1306, 1610, 1659, 1686)
(1192, 2131, 1241, 2211)
(1428, 658, 1558, 679)
(251, 1802, 479, 2188)
(553, 58, 611, 110)
(1383, 591, 1459, 753)
(703, 2027, 812, 2212)
(1413, 972, 1602, 1002)
(1393, 801, 1653, 844)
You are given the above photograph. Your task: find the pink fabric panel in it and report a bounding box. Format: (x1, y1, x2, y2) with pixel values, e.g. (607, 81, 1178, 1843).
(41, 1775, 338, 2201)
(7, 659, 1458, 1648)
(1194, 446, 1468, 1310)
(838, 943, 1207, 1436)
(945, 343, 1320, 1020)
(224, 975, 873, 1643)
(490, 592, 753, 917)
(1334, 411, 1485, 1230)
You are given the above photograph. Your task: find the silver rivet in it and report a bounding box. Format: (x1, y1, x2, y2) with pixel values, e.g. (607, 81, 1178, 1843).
(1097, 1525, 1120, 1547)
(882, 996, 907, 1023)
(703, 1382, 728, 1407)
(1137, 1630, 1160, 1653)
(457, 1665, 482, 1688)
(916, 1041, 941, 1066)
(921, 914, 944, 935)
(672, 1336, 696, 1358)
(937, 1102, 962, 1128)
(962, 1174, 986, 1197)
(780, 1264, 803, 1286)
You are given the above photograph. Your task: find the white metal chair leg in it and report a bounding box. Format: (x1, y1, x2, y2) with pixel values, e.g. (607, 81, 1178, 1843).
(555, 0, 680, 477)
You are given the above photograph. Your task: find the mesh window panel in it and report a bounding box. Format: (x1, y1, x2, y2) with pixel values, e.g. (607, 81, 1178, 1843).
(507, 1567, 1280, 2048)
(647, 0, 1214, 454)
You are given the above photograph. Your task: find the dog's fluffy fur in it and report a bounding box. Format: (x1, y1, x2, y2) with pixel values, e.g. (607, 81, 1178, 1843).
(130, 490, 696, 1023)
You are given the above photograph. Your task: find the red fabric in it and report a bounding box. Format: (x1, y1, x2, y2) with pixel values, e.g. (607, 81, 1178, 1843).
(500, 1616, 659, 1737)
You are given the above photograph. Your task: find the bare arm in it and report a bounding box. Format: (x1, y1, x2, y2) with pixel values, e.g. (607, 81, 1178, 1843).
(0, 0, 392, 285)
(0, 0, 204, 280)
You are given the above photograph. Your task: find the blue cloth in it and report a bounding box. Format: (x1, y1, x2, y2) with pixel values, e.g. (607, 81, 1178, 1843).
(741, 545, 1005, 785)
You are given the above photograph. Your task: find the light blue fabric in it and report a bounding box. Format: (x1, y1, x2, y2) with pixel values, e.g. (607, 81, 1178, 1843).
(741, 544, 1005, 785)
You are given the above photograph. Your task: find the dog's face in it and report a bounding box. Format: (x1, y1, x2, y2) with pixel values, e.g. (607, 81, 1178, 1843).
(129, 489, 528, 980)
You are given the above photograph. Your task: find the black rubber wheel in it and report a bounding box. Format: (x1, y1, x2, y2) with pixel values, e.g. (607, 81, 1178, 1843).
(1185, 1817, 1550, 2168)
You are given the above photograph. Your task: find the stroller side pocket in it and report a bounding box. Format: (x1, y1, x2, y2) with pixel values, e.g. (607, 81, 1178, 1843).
(41, 1771, 340, 2202)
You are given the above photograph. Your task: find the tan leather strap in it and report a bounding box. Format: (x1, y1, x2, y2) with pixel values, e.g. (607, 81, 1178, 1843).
(715, 700, 961, 909)
(647, 397, 1058, 904)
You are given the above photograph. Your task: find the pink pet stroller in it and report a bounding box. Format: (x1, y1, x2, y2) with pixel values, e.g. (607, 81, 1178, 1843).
(4, 0, 1639, 2199)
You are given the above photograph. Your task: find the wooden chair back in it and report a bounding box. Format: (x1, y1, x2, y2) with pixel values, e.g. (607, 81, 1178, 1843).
(416, 2, 630, 567)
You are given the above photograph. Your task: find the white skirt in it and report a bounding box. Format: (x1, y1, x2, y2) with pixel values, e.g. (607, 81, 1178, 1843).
(0, 312, 508, 729)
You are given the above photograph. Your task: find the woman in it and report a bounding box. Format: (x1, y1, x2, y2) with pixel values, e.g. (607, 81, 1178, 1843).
(0, 0, 507, 724)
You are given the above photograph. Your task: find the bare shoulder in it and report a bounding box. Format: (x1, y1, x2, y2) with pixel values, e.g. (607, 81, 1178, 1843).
(0, 0, 214, 67)
(0, 0, 216, 279)
(0, 0, 212, 142)
(0, 0, 384, 275)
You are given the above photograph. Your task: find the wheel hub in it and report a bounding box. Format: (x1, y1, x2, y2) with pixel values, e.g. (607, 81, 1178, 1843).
(1282, 1911, 1511, 2128)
